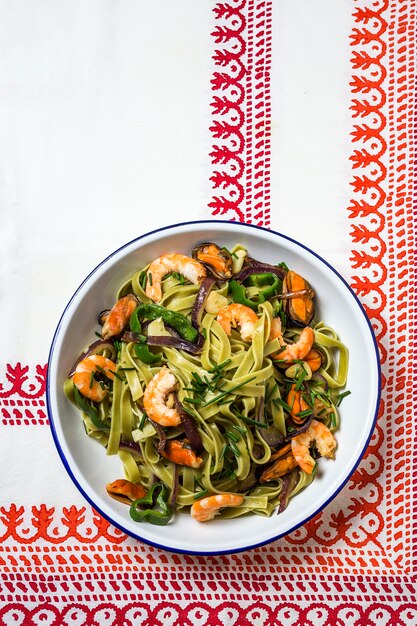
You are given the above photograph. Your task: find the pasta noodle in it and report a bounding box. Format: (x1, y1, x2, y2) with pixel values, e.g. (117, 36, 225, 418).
(64, 242, 349, 524)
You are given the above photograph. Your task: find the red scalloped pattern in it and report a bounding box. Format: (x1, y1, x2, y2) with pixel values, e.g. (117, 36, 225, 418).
(0, 602, 417, 625)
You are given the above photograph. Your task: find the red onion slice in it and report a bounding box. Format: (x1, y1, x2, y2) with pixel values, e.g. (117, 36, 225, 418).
(251, 444, 265, 460)
(259, 427, 286, 448)
(68, 339, 116, 376)
(119, 439, 143, 457)
(277, 471, 299, 515)
(121, 331, 140, 343)
(148, 417, 166, 454)
(234, 257, 287, 283)
(255, 397, 285, 447)
(173, 394, 204, 453)
(312, 372, 329, 392)
(169, 464, 179, 507)
(284, 415, 313, 442)
(191, 277, 216, 329)
(147, 333, 205, 355)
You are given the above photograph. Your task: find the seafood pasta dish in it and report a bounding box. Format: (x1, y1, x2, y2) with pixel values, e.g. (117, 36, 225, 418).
(64, 242, 349, 525)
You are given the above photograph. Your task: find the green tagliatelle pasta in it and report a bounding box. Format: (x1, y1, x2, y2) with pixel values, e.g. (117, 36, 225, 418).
(64, 242, 350, 524)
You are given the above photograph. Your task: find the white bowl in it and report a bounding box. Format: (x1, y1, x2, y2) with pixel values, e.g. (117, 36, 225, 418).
(47, 221, 381, 554)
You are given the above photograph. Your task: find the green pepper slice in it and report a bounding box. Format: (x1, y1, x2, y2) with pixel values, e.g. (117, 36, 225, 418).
(229, 273, 280, 311)
(229, 280, 258, 310)
(246, 273, 282, 297)
(130, 307, 161, 364)
(135, 303, 199, 342)
(129, 481, 173, 526)
(73, 385, 110, 431)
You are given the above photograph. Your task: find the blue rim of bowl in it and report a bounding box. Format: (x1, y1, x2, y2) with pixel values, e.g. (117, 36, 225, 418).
(47, 220, 382, 555)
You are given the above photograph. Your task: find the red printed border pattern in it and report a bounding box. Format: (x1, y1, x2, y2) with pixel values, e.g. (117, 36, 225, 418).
(208, 0, 272, 227)
(1, 602, 417, 626)
(0, 571, 416, 604)
(347, 0, 415, 570)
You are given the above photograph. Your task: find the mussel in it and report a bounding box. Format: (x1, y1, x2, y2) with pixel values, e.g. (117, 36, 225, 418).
(106, 479, 146, 505)
(191, 242, 233, 279)
(98, 309, 110, 326)
(282, 270, 315, 327)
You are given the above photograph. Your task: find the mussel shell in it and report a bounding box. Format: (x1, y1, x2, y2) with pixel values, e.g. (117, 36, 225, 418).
(191, 241, 233, 279)
(106, 479, 146, 505)
(282, 270, 315, 327)
(106, 491, 132, 505)
(98, 309, 110, 326)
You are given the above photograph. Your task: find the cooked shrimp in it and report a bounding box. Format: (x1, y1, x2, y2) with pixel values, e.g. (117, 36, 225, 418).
(101, 294, 138, 340)
(143, 366, 181, 427)
(216, 303, 259, 342)
(190, 493, 244, 522)
(270, 317, 315, 363)
(106, 479, 146, 505)
(291, 419, 336, 475)
(260, 444, 298, 482)
(269, 317, 285, 345)
(146, 253, 206, 302)
(161, 439, 203, 468)
(73, 354, 116, 402)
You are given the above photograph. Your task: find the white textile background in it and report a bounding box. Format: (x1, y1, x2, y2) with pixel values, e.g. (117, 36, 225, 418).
(0, 0, 354, 366)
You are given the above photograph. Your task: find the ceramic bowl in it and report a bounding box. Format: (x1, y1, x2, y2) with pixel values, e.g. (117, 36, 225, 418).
(47, 221, 380, 554)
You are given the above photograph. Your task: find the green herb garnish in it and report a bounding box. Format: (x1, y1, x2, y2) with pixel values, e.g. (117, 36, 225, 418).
(233, 410, 268, 429)
(193, 489, 209, 500)
(202, 376, 256, 408)
(273, 397, 292, 413)
(183, 397, 202, 405)
(228, 440, 241, 458)
(335, 390, 351, 406)
(219, 444, 228, 462)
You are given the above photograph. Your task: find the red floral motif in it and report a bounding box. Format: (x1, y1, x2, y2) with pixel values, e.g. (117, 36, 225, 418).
(0, 363, 48, 425)
(0, 363, 46, 399)
(0, 505, 125, 545)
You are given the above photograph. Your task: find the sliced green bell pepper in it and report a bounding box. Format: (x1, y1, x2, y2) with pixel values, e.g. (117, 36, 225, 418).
(129, 481, 173, 526)
(229, 273, 280, 311)
(135, 303, 199, 342)
(246, 273, 281, 296)
(130, 307, 161, 364)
